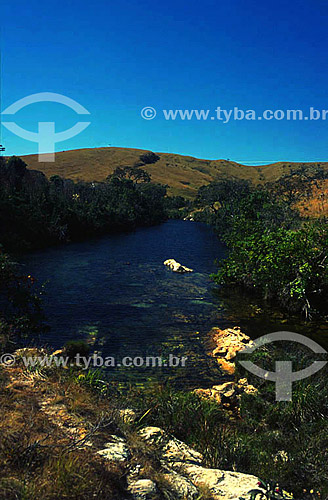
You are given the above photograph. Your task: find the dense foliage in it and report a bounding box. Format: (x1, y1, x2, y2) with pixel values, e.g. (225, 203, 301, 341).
(0, 249, 45, 350)
(216, 221, 327, 316)
(193, 179, 328, 316)
(0, 157, 167, 251)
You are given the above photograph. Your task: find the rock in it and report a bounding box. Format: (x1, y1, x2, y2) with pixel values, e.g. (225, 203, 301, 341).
(195, 382, 238, 408)
(164, 259, 193, 273)
(176, 463, 264, 500)
(97, 435, 130, 462)
(216, 358, 236, 375)
(195, 327, 257, 408)
(162, 438, 203, 465)
(138, 426, 263, 500)
(138, 427, 203, 465)
(163, 470, 199, 499)
(243, 384, 258, 395)
(210, 327, 253, 365)
(138, 426, 169, 447)
(212, 382, 235, 394)
(127, 479, 157, 499)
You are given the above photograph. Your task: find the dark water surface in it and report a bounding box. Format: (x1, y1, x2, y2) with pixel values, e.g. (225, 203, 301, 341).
(20, 220, 328, 387)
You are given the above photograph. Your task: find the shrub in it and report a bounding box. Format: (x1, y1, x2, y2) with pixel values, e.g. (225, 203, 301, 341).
(139, 152, 160, 165)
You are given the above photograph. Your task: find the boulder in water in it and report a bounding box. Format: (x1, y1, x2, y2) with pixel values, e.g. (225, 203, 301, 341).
(164, 259, 193, 273)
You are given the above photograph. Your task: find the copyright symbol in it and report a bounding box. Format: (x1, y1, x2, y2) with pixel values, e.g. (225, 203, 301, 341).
(0, 353, 16, 366)
(141, 106, 156, 120)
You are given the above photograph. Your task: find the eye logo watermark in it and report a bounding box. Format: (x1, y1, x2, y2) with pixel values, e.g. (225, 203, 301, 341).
(239, 331, 327, 401)
(1, 92, 91, 162)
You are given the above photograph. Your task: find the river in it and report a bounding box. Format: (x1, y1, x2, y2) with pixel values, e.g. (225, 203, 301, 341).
(20, 220, 328, 387)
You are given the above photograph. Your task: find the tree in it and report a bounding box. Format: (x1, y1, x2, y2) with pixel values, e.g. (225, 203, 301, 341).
(139, 151, 160, 165)
(108, 166, 151, 184)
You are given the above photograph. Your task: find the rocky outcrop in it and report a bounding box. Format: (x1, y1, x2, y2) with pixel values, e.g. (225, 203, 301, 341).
(210, 327, 254, 375)
(127, 479, 157, 499)
(164, 259, 193, 273)
(195, 327, 257, 408)
(96, 426, 263, 499)
(162, 470, 199, 499)
(137, 426, 263, 500)
(5, 347, 263, 500)
(138, 426, 203, 465)
(97, 435, 131, 462)
(195, 378, 257, 409)
(176, 464, 263, 500)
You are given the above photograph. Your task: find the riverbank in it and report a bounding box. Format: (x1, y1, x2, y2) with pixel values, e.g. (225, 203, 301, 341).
(192, 179, 328, 318)
(0, 157, 168, 253)
(2, 332, 324, 499)
(0, 346, 272, 500)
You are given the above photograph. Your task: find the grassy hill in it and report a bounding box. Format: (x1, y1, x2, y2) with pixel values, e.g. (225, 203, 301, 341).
(20, 147, 328, 213)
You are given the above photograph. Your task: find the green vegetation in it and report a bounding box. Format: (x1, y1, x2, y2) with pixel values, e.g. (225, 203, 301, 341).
(123, 355, 327, 498)
(0, 156, 167, 251)
(215, 221, 327, 316)
(0, 249, 45, 351)
(138, 151, 160, 165)
(193, 178, 328, 317)
(163, 194, 192, 219)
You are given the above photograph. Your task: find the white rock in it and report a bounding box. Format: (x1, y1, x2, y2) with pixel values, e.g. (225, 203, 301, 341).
(97, 435, 130, 462)
(138, 426, 168, 445)
(127, 479, 157, 499)
(163, 470, 199, 499)
(162, 438, 203, 465)
(175, 463, 263, 500)
(164, 259, 193, 273)
(138, 427, 263, 500)
(138, 427, 202, 464)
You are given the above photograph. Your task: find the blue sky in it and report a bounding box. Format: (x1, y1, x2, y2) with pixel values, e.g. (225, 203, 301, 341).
(1, 0, 328, 163)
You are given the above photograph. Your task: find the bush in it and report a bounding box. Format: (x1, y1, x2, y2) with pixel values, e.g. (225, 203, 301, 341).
(193, 179, 327, 316)
(139, 152, 160, 165)
(213, 221, 328, 316)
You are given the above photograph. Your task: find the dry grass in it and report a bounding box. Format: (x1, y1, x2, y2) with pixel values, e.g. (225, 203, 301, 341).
(0, 360, 127, 500)
(20, 146, 328, 199)
(0, 355, 214, 499)
(294, 178, 328, 217)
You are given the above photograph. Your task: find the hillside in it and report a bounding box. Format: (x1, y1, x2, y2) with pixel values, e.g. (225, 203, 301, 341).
(20, 147, 327, 193)
(20, 148, 328, 215)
